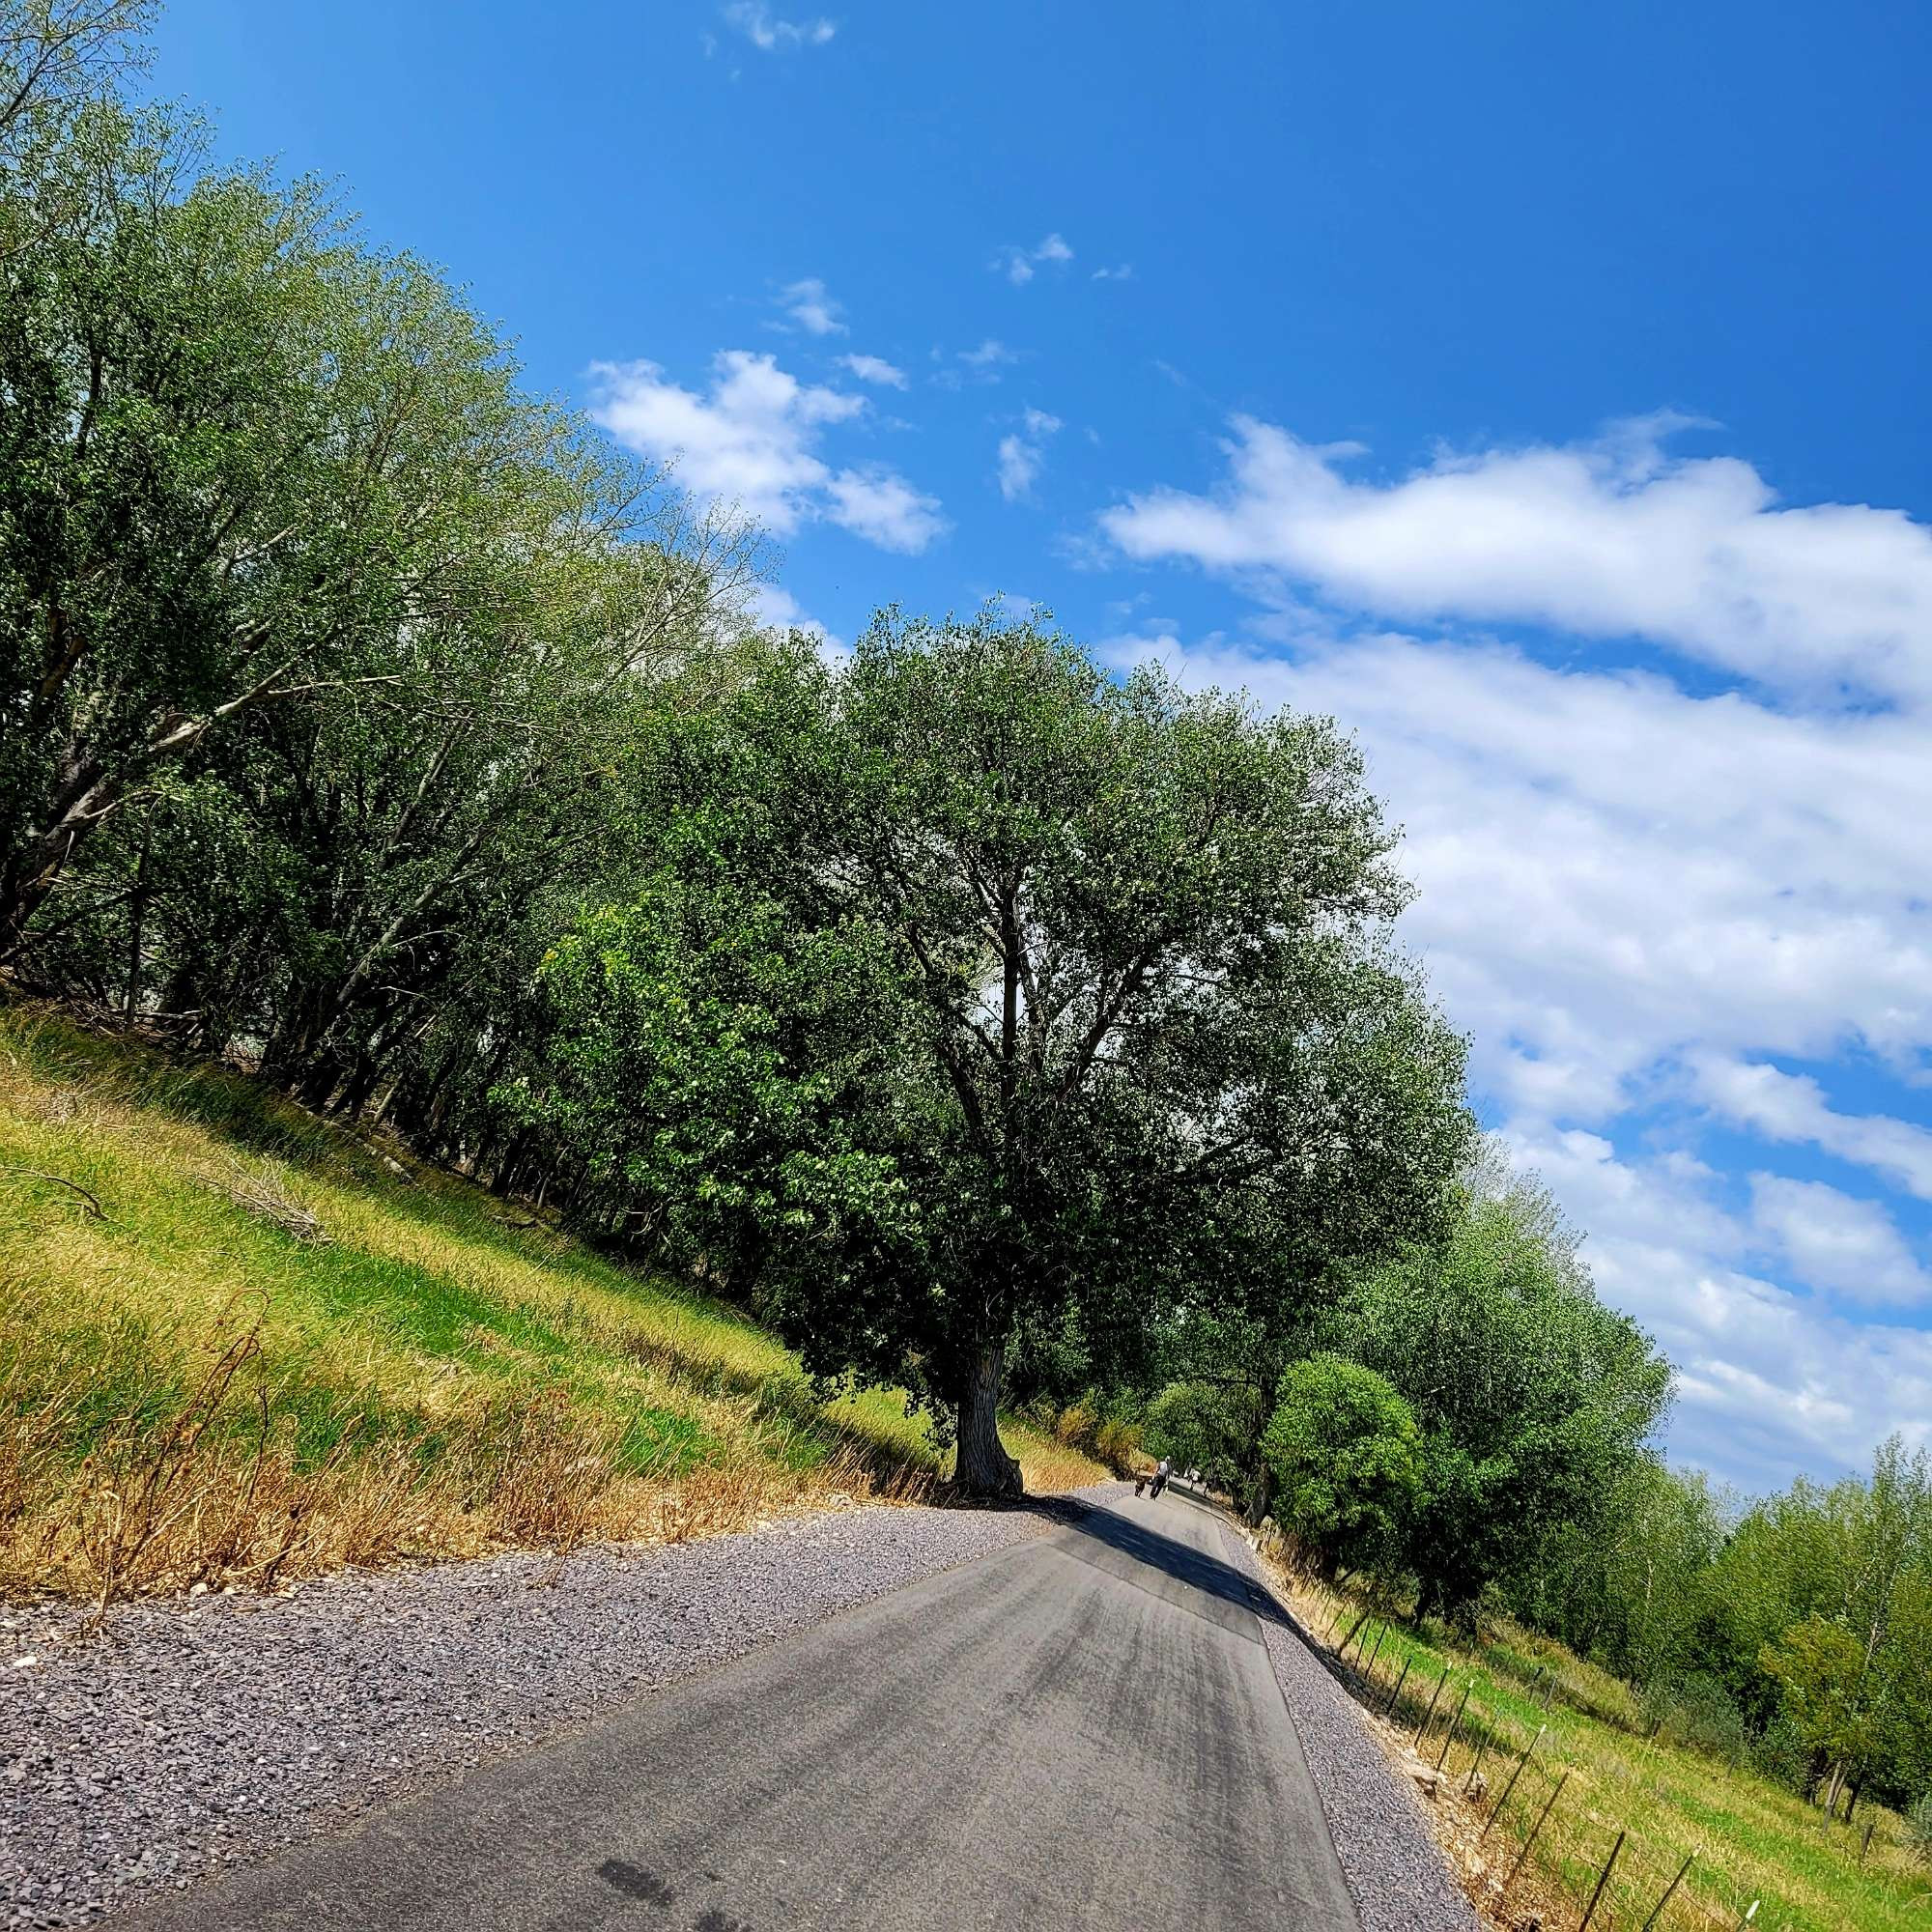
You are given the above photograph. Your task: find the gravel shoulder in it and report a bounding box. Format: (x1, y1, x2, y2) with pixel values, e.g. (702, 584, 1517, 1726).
(7, 1484, 1473, 1932)
(1217, 1517, 1480, 1932)
(2, 1494, 1078, 1929)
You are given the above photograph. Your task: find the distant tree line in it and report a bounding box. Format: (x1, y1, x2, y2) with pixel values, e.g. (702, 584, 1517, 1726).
(1137, 1163, 1932, 1819)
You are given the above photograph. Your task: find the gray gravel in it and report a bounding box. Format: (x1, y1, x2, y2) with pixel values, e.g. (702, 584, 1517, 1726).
(1217, 1520, 1480, 1932)
(0, 1497, 1070, 1929)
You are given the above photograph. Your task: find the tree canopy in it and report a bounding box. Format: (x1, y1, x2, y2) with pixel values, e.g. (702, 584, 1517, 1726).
(506, 611, 1472, 1490)
(1336, 1161, 1672, 1620)
(1261, 1354, 1422, 1585)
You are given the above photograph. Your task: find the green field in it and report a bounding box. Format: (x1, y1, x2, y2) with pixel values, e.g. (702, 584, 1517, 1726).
(1272, 1563, 1926, 1932)
(0, 1003, 1104, 1605)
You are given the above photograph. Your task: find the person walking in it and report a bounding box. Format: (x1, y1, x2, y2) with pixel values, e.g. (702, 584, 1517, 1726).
(1150, 1457, 1171, 1499)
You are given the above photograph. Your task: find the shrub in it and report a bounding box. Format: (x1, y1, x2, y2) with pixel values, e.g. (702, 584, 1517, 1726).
(1054, 1400, 1098, 1450)
(1662, 1672, 1751, 1766)
(1094, 1417, 1143, 1473)
(1261, 1353, 1421, 1584)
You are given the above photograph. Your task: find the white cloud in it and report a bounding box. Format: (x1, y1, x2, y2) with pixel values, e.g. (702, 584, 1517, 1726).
(1692, 1057, 1932, 1202)
(838, 353, 907, 388)
(1498, 1126, 1932, 1487)
(777, 277, 845, 335)
(724, 3, 835, 50)
(1748, 1175, 1932, 1308)
(1112, 627, 1932, 1118)
(589, 351, 944, 552)
(822, 467, 948, 553)
(996, 438, 1037, 502)
(590, 351, 857, 534)
(1091, 263, 1134, 282)
(993, 233, 1074, 286)
(996, 407, 1064, 502)
(1102, 416, 1932, 705)
(959, 338, 1019, 369)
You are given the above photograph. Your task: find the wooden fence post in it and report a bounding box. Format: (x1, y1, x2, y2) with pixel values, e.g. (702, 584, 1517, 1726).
(1502, 1769, 1569, 1898)
(1435, 1683, 1472, 1771)
(1577, 1829, 1625, 1931)
(1413, 1664, 1453, 1745)
(1362, 1623, 1387, 1677)
(1480, 1724, 1547, 1839)
(1383, 1657, 1411, 1718)
(1639, 1851, 1697, 1931)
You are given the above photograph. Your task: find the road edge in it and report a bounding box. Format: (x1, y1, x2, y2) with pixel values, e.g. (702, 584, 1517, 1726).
(1218, 1520, 1482, 1932)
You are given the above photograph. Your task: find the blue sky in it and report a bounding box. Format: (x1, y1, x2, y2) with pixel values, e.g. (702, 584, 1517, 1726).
(148, 0, 1932, 1494)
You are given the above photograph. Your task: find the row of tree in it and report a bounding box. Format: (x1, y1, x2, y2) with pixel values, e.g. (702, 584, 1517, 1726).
(1533, 1436, 1932, 1818)
(6, 0, 1920, 1819)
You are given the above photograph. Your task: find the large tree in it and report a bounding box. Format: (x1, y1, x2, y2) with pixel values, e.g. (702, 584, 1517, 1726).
(540, 611, 1470, 1493)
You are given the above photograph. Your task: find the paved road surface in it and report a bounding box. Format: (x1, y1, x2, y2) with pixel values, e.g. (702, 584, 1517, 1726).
(118, 1490, 1359, 1931)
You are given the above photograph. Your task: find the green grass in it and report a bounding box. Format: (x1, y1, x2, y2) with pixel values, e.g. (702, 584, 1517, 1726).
(0, 1000, 1104, 1599)
(1277, 1570, 1927, 1932)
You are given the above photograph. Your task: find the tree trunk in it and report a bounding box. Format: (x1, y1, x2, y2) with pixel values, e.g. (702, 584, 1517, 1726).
(953, 1344, 1023, 1498)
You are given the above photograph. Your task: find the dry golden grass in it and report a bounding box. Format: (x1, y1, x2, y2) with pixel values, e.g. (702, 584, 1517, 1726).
(1259, 1550, 1928, 1932)
(0, 1003, 1104, 1607)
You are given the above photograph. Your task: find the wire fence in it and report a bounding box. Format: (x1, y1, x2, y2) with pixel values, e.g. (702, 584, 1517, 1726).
(1274, 1569, 1926, 1932)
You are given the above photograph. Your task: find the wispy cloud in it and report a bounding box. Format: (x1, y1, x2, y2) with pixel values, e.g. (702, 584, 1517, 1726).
(838, 352, 907, 388)
(776, 277, 845, 335)
(723, 3, 836, 50)
(992, 233, 1074, 286)
(1101, 414, 1932, 705)
(1749, 1175, 1932, 1308)
(931, 338, 1021, 391)
(589, 350, 945, 552)
(997, 407, 1063, 502)
(1091, 263, 1134, 282)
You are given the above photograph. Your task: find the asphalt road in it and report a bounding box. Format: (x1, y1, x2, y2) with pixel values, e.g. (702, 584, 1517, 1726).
(117, 1489, 1360, 1932)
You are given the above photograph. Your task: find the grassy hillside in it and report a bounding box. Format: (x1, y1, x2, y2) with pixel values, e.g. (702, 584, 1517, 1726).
(0, 1003, 1105, 1606)
(1265, 1558, 1927, 1932)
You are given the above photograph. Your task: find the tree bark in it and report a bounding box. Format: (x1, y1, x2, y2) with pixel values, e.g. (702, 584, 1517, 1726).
(953, 1343, 1023, 1498)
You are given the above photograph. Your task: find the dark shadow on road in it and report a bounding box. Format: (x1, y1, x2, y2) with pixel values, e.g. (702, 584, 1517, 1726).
(1021, 1488, 1296, 1637)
